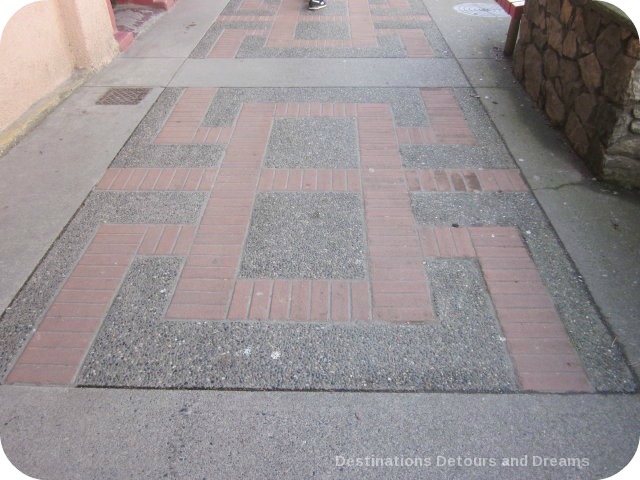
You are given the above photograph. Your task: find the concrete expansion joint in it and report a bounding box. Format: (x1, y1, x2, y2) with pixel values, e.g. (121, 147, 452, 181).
(530, 180, 591, 192)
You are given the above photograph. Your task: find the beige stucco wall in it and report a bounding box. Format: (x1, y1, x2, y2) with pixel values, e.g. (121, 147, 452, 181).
(0, 0, 118, 132)
(58, 0, 120, 68)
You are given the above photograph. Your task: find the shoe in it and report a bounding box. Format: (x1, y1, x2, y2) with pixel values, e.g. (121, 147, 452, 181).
(308, 0, 326, 10)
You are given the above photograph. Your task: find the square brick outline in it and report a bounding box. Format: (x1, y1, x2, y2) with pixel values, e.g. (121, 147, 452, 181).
(161, 101, 435, 324)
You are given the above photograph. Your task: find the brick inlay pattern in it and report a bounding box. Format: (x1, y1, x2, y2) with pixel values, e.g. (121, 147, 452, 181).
(377, 29, 433, 57)
(471, 227, 591, 392)
(208, 0, 434, 56)
(155, 88, 218, 144)
(96, 168, 218, 191)
(418, 226, 476, 258)
(258, 169, 361, 191)
(209, 27, 270, 58)
(6, 224, 196, 385)
(419, 225, 592, 392)
(404, 169, 527, 192)
(153, 88, 475, 148)
(166, 103, 273, 320)
(396, 89, 475, 145)
(265, 0, 378, 48)
(359, 103, 434, 322)
(170, 279, 371, 321)
(419, 89, 474, 144)
(8, 90, 593, 392)
(163, 102, 435, 323)
(274, 102, 359, 117)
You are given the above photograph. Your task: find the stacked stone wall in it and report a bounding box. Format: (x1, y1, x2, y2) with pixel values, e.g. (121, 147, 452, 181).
(514, 0, 640, 186)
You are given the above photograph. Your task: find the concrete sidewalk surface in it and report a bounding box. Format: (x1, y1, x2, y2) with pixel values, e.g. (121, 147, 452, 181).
(0, 0, 638, 478)
(0, 386, 638, 479)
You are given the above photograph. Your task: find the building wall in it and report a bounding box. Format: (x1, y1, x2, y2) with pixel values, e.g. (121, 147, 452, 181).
(0, 0, 118, 132)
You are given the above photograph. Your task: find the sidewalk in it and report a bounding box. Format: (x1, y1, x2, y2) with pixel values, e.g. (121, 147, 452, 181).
(0, 0, 638, 478)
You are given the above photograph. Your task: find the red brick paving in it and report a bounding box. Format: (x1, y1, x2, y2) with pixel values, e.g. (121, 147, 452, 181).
(97, 168, 218, 191)
(7, 86, 592, 392)
(165, 103, 272, 320)
(185, 278, 372, 322)
(419, 89, 475, 144)
(416, 225, 592, 392)
(6, 225, 142, 385)
(378, 29, 434, 57)
(258, 168, 361, 191)
(358, 103, 433, 322)
(471, 227, 591, 392)
(396, 89, 475, 145)
(209, 27, 270, 58)
(155, 88, 218, 144)
(6, 223, 200, 385)
(209, 0, 433, 56)
(404, 169, 527, 192)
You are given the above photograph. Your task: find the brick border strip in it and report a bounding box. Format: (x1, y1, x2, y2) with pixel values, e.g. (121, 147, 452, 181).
(6, 224, 196, 385)
(155, 88, 218, 144)
(96, 168, 218, 191)
(170, 279, 372, 322)
(404, 168, 527, 193)
(258, 168, 361, 192)
(166, 103, 274, 320)
(418, 225, 592, 392)
(359, 103, 434, 322)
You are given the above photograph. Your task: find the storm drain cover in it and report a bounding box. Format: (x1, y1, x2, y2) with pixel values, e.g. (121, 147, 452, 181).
(96, 88, 151, 105)
(453, 3, 509, 17)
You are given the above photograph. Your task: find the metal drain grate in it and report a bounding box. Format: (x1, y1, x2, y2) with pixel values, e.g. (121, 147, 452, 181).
(96, 88, 151, 105)
(453, 3, 509, 17)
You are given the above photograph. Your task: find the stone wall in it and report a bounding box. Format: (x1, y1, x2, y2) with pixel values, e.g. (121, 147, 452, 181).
(513, 0, 640, 187)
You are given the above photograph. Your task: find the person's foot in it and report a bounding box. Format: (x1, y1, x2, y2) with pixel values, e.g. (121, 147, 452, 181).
(308, 0, 326, 10)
